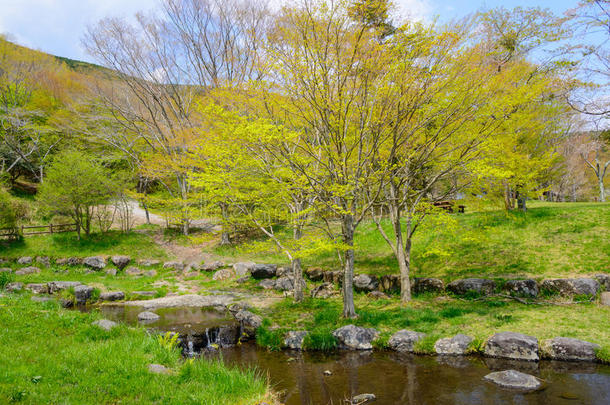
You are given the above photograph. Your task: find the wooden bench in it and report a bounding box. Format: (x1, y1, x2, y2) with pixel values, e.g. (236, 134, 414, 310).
(433, 201, 465, 213)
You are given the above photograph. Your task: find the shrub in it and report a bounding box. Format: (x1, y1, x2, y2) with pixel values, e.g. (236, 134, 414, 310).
(37, 150, 116, 239)
(0, 187, 28, 236)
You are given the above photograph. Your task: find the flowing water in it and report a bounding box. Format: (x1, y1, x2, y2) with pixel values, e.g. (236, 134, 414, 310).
(93, 305, 610, 404)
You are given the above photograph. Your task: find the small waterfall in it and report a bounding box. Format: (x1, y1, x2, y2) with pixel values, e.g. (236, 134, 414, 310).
(186, 334, 195, 357)
(205, 328, 219, 349)
(204, 328, 211, 348)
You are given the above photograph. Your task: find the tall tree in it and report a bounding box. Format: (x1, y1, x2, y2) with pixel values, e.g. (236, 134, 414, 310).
(82, 0, 269, 235)
(260, 0, 392, 317)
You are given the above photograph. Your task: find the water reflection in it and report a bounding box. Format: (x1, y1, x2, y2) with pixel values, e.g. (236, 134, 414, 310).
(214, 346, 610, 405)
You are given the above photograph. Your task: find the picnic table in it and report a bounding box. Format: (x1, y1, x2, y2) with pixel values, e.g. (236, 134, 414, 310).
(433, 200, 465, 213)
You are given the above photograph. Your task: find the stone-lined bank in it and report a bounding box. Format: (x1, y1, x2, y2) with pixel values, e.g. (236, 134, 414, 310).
(252, 323, 605, 364)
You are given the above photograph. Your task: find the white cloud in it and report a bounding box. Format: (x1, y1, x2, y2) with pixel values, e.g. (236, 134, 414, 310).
(0, 0, 155, 60)
(393, 0, 433, 22)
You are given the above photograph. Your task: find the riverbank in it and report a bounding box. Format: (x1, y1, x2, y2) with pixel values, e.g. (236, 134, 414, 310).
(0, 295, 273, 404)
(253, 293, 610, 362)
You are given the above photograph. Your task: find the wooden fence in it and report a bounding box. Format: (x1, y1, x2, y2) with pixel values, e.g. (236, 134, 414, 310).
(0, 223, 77, 239)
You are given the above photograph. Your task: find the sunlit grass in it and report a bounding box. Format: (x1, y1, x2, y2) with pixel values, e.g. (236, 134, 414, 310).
(0, 294, 271, 404)
(209, 202, 610, 279)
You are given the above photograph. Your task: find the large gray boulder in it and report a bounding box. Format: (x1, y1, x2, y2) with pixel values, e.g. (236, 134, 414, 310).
(17, 256, 33, 265)
(5, 282, 23, 292)
(138, 311, 160, 321)
(540, 337, 600, 362)
(434, 334, 473, 355)
(484, 332, 539, 361)
(163, 261, 184, 271)
(93, 319, 118, 331)
(250, 264, 277, 279)
(353, 274, 379, 292)
(138, 259, 160, 267)
(125, 266, 143, 276)
(351, 394, 376, 404)
(258, 279, 276, 290)
(311, 282, 337, 299)
(595, 274, 610, 291)
(47, 281, 82, 294)
(100, 291, 125, 302)
(83, 256, 106, 270)
(74, 285, 94, 304)
(503, 279, 539, 298)
(305, 267, 324, 281)
(388, 330, 426, 353)
(202, 261, 224, 272)
(26, 283, 48, 294)
(333, 325, 378, 350)
(15, 266, 40, 275)
(110, 255, 131, 270)
(35, 256, 50, 267)
(233, 310, 263, 338)
(447, 278, 495, 296)
(483, 370, 543, 391)
(148, 364, 170, 374)
(213, 268, 236, 281)
(412, 278, 444, 294)
(233, 262, 256, 276)
(275, 266, 291, 277)
(368, 291, 390, 299)
(541, 278, 600, 296)
(56, 257, 82, 266)
(274, 276, 306, 292)
(323, 270, 343, 284)
(284, 331, 308, 350)
(379, 274, 400, 293)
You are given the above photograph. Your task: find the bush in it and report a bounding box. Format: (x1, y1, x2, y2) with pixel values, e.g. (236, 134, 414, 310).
(0, 187, 28, 233)
(37, 150, 116, 239)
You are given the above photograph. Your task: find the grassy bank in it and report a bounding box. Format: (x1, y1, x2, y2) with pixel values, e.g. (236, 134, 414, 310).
(0, 230, 168, 260)
(211, 202, 610, 279)
(254, 294, 610, 362)
(0, 263, 178, 300)
(0, 294, 272, 404)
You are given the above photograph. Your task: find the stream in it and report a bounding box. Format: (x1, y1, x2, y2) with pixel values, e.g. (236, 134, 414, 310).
(94, 305, 610, 405)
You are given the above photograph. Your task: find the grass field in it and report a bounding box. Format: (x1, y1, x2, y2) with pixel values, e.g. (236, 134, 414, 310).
(0, 295, 272, 405)
(211, 202, 610, 280)
(0, 230, 168, 260)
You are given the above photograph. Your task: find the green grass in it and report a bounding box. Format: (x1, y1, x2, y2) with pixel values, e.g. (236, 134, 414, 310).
(0, 231, 168, 260)
(257, 293, 610, 357)
(0, 294, 272, 404)
(208, 202, 610, 280)
(4, 263, 182, 298)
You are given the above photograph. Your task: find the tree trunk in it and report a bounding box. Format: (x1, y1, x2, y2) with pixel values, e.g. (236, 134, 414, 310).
(342, 214, 357, 319)
(503, 183, 514, 210)
(292, 223, 304, 303)
(600, 177, 606, 202)
(517, 193, 527, 212)
(142, 201, 151, 224)
(388, 201, 412, 303)
(292, 257, 304, 303)
(219, 202, 231, 245)
(398, 216, 413, 303)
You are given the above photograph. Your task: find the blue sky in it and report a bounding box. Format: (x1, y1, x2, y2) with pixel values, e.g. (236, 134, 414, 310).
(0, 0, 582, 62)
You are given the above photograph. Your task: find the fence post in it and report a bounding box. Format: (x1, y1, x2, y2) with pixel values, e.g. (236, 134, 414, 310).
(50, 224, 53, 234)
